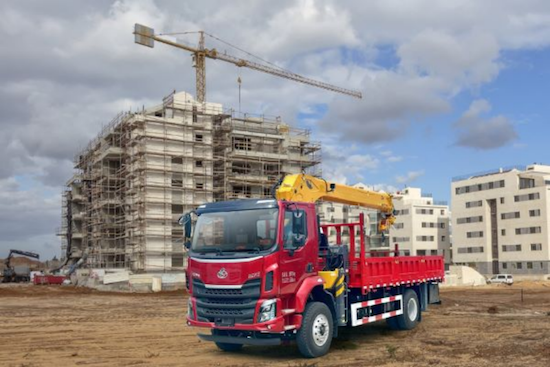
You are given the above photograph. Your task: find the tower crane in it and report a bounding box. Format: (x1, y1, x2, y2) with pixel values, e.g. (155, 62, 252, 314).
(133, 24, 362, 102)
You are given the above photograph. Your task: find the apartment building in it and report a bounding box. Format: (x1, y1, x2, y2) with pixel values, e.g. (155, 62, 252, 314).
(391, 188, 451, 262)
(59, 90, 320, 272)
(451, 164, 550, 275)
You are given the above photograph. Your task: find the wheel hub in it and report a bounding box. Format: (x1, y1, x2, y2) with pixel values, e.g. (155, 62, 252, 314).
(312, 314, 330, 347)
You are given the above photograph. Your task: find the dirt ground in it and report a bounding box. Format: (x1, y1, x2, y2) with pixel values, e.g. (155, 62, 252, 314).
(1, 282, 549, 367)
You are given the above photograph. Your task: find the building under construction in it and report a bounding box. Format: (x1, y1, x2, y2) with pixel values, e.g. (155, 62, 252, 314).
(59, 91, 320, 272)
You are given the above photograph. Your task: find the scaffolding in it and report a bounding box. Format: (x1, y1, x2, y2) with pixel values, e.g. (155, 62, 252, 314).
(61, 90, 321, 272)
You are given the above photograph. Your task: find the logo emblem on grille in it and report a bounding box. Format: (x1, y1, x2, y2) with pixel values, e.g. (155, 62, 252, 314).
(217, 268, 228, 279)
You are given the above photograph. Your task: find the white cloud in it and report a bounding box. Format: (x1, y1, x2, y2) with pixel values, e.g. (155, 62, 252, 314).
(454, 99, 518, 149)
(395, 170, 425, 184)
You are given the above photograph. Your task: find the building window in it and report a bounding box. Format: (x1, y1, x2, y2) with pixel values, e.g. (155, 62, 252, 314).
(416, 235, 435, 242)
(466, 231, 483, 238)
(416, 250, 426, 256)
(515, 226, 542, 235)
(527, 262, 533, 269)
(514, 192, 540, 202)
(519, 178, 535, 189)
(517, 262, 523, 270)
(392, 237, 410, 242)
(455, 180, 505, 195)
(529, 209, 541, 217)
(234, 137, 252, 151)
(500, 197, 505, 204)
(192, 106, 198, 123)
(195, 182, 204, 189)
(195, 160, 203, 168)
(440, 209, 445, 215)
(171, 157, 183, 165)
(171, 204, 184, 214)
(457, 246, 484, 254)
(430, 250, 438, 255)
(396, 209, 409, 215)
(502, 263, 508, 269)
(465, 200, 482, 208)
(531, 243, 542, 251)
(416, 208, 434, 215)
(195, 134, 203, 142)
(457, 216, 483, 224)
(394, 223, 404, 229)
(501, 229, 506, 236)
(501, 212, 520, 220)
(502, 244, 522, 252)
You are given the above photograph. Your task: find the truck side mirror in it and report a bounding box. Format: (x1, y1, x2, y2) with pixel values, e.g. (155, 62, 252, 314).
(178, 212, 193, 249)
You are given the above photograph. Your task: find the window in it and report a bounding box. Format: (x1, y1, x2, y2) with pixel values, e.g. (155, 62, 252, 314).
(171, 204, 183, 214)
(531, 243, 542, 251)
(527, 262, 533, 270)
(501, 229, 506, 236)
(195, 160, 203, 168)
(519, 178, 535, 189)
(430, 250, 438, 255)
(457, 216, 483, 224)
(416, 208, 434, 215)
(392, 237, 410, 242)
(416, 235, 435, 242)
(516, 262, 523, 270)
(234, 137, 251, 151)
(501, 212, 520, 220)
(195, 134, 203, 142)
(195, 182, 204, 189)
(514, 192, 540, 202)
(440, 223, 446, 229)
(457, 246, 484, 254)
(396, 209, 409, 215)
(515, 226, 542, 235)
(502, 263, 508, 269)
(192, 106, 198, 123)
(394, 223, 405, 229)
(502, 244, 522, 252)
(440, 209, 445, 215)
(529, 209, 541, 217)
(171, 174, 183, 188)
(416, 250, 426, 256)
(455, 180, 505, 195)
(500, 197, 505, 204)
(465, 200, 483, 208)
(171, 157, 183, 165)
(441, 235, 446, 242)
(283, 209, 307, 249)
(467, 231, 483, 238)
(263, 187, 271, 197)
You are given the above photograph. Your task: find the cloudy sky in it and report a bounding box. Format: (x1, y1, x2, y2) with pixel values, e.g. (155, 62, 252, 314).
(2, 0, 550, 259)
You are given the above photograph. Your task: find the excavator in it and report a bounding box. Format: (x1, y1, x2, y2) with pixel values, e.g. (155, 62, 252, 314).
(2, 249, 40, 283)
(182, 173, 443, 358)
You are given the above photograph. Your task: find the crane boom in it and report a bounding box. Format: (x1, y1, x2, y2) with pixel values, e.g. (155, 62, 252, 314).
(275, 174, 396, 231)
(5, 249, 40, 268)
(133, 24, 362, 101)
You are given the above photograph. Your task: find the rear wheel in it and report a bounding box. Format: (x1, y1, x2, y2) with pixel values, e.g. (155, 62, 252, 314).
(215, 342, 243, 352)
(297, 302, 333, 358)
(396, 289, 420, 330)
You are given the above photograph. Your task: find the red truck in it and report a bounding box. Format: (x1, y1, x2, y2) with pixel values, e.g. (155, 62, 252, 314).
(183, 174, 444, 358)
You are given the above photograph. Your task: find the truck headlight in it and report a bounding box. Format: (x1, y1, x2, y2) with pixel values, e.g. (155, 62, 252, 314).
(187, 298, 194, 319)
(258, 299, 277, 323)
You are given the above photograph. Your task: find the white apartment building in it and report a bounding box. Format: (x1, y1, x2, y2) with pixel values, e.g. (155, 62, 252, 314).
(391, 188, 451, 262)
(451, 164, 550, 275)
(317, 185, 450, 262)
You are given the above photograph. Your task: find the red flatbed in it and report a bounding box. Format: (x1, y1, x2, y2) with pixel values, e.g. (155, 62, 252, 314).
(321, 213, 445, 294)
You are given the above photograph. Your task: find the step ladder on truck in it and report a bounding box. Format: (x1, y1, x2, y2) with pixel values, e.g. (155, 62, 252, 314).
(181, 174, 444, 358)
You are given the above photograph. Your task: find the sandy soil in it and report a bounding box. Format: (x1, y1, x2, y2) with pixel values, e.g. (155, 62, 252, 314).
(1, 282, 549, 367)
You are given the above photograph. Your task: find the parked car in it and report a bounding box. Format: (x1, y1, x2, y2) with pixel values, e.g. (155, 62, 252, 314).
(487, 274, 513, 285)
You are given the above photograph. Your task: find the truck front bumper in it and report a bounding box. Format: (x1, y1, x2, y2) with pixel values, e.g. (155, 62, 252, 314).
(197, 332, 282, 346)
(187, 315, 286, 333)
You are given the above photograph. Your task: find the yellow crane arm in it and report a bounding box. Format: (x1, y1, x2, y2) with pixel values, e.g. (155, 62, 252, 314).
(275, 174, 395, 231)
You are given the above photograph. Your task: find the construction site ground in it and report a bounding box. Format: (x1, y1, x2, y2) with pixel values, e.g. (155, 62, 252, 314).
(1, 282, 549, 367)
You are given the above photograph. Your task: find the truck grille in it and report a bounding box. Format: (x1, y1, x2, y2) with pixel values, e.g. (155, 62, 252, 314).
(192, 278, 261, 325)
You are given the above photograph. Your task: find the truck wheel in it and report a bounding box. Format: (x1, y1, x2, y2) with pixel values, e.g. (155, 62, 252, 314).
(215, 342, 243, 352)
(397, 289, 420, 330)
(297, 302, 333, 358)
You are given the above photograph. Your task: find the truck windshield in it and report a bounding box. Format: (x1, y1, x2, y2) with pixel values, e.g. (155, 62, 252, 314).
(191, 208, 279, 253)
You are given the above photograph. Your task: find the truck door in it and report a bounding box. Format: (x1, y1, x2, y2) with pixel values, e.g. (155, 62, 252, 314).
(279, 204, 318, 296)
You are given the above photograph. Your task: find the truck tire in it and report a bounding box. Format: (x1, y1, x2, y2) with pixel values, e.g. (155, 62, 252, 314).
(215, 342, 243, 352)
(396, 289, 420, 330)
(296, 302, 333, 358)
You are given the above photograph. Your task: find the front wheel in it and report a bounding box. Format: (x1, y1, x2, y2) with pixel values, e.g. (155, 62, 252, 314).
(296, 302, 333, 358)
(215, 342, 243, 352)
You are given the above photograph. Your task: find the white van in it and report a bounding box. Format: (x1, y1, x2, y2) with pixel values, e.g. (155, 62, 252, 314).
(487, 274, 513, 285)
